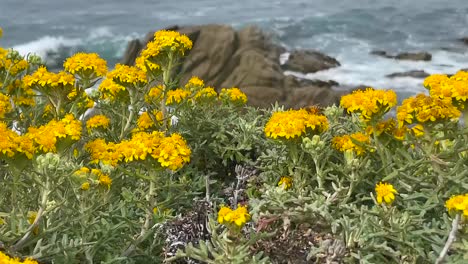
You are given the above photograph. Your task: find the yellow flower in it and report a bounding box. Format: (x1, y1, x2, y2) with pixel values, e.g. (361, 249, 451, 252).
(230, 205, 251, 228)
(194, 87, 217, 101)
(340, 88, 397, 121)
(151, 133, 191, 171)
(0, 251, 39, 264)
(145, 85, 163, 103)
(185, 76, 205, 89)
(86, 114, 110, 131)
(140, 30, 193, 62)
(23, 67, 75, 91)
(365, 118, 396, 136)
(98, 78, 126, 100)
(375, 182, 397, 205)
(396, 93, 460, 127)
(217, 205, 251, 228)
(28, 211, 39, 235)
(219, 87, 248, 105)
(26, 115, 81, 153)
(0, 92, 12, 118)
(136, 111, 163, 130)
(0, 48, 29, 76)
(84, 138, 120, 166)
(217, 206, 232, 224)
(332, 132, 370, 156)
(107, 64, 147, 86)
(278, 176, 293, 190)
(135, 55, 160, 73)
(166, 88, 190, 105)
(0, 123, 35, 159)
(64, 52, 108, 77)
(81, 182, 90, 191)
(423, 74, 449, 90)
(98, 173, 112, 189)
(264, 109, 329, 140)
(445, 194, 468, 216)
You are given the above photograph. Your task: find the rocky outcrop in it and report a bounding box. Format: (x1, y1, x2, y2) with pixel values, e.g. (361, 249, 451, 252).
(386, 70, 429, 78)
(283, 50, 340, 73)
(371, 50, 432, 61)
(121, 24, 342, 108)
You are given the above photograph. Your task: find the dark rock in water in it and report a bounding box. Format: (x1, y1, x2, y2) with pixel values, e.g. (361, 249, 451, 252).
(121, 24, 345, 108)
(283, 50, 340, 73)
(459, 37, 468, 45)
(370, 50, 393, 58)
(395, 52, 432, 61)
(386, 70, 430, 79)
(371, 50, 432, 61)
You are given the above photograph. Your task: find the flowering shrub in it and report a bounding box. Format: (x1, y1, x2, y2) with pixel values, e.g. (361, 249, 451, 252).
(1, 26, 468, 263)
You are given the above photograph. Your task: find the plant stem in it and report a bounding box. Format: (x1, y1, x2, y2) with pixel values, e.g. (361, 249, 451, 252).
(122, 179, 155, 257)
(119, 89, 135, 140)
(436, 213, 460, 264)
(12, 175, 50, 251)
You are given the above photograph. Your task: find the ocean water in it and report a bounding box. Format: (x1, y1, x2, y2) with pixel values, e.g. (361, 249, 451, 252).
(1, 0, 468, 96)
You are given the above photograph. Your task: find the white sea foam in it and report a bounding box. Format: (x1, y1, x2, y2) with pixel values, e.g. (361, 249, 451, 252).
(13, 36, 82, 58)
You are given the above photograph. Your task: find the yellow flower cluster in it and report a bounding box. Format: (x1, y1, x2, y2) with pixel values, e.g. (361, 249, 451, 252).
(166, 88, 191, 105)
(64, 52, 108, 77)
(365, 118, 396, 136)
(194, 87, 217, 101)
(0, 122, 35, 159)
(98, 78, 126, 100)
(140, 30, 193, 62)
(332, 132, 370, 155)
(136, 110, 164, 130)
(86, 114, 110, 131)
(217, 205, 251, 228)
(445, 193, 468, 216)
(375, 182, 397, 205)
(23, 66, 75, 90)
(219, 87, 248, 105)
(424, 71, 468, 109)
(396, 93, 461, 127)
(135, 55, 160, 73)
(0, 47, 29, 76)
(73, 167, 112, 190)
(85, 132, 191, 171)
(278, 176, 293, 190)
(6, 80, 36, 107)
(145, 85, 163, 103)
(264, 109, 329, 140)
(106, 64, 147, 86)
(0, 93, 12, 118)
(340, 88, 397, 121)
(28, 114, 82, 153)
(185, 76, 204, 89)
(152, 133, 192, 171)
(0, 251, 38, 264)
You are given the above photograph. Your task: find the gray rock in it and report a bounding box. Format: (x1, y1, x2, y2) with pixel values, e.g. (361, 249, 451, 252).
(120, 24, 344, 108)
(283, 50, 341, 73)
(386, 70, 430, 78)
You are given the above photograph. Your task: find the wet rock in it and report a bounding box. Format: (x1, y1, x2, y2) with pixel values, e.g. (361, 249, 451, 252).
(283, 50, 340, 73)
(386, 70, 430, 78)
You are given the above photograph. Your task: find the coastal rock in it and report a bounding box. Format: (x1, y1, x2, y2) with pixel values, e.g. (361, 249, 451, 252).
(386, 70, 430, 78)
(459, 37, 468, 45)
(283, 50, 341, 73)
(395, 52, 432, 61)
(286, 86, 341, 108)
(371, 50, 432, 61)
(121, 24, 344, 108)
